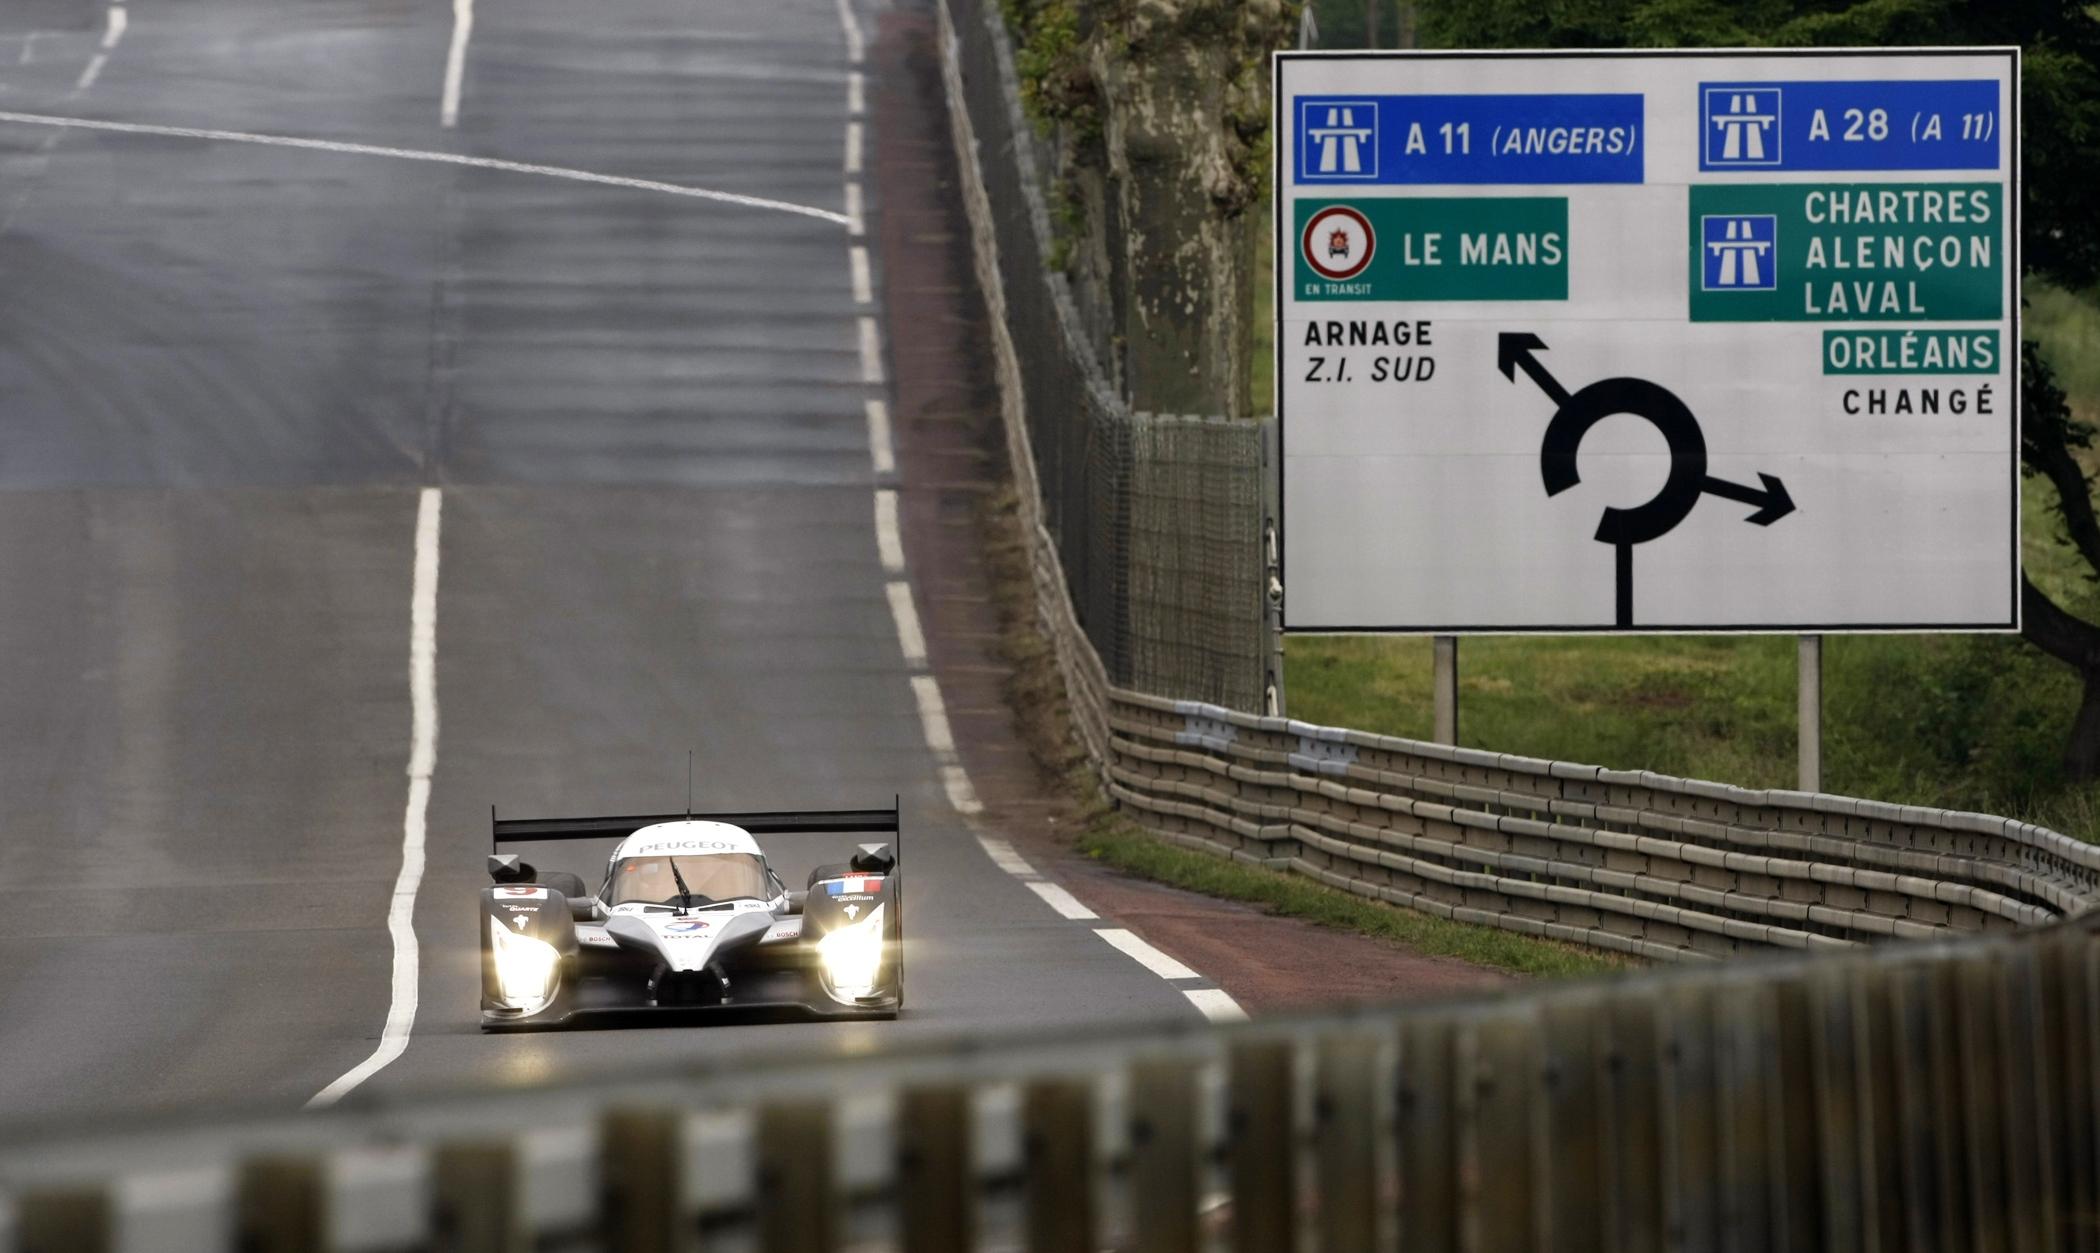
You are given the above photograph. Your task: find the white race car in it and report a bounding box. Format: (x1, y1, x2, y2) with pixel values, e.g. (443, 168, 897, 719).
(478, 805, 902, 1030)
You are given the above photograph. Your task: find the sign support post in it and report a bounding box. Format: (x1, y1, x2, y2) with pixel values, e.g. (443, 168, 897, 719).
(1798, 634, 1823, 791)
(1433, 636, 1459, 744)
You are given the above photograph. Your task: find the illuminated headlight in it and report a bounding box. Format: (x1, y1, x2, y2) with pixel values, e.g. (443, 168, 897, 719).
(816, 904, 886, 998)
(489, 918, 561, 1011)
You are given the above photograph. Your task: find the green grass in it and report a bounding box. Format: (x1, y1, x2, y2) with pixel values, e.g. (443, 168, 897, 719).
(1285, 287, 2100, 840)
(1077, 810, 1624, 978)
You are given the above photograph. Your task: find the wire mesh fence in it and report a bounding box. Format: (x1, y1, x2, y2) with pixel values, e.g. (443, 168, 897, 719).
(947, 0, 1270, 712)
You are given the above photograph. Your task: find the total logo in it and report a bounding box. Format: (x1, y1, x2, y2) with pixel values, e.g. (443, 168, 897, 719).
(665, 920, 712, 934)
(1301, 206, 1375, 282)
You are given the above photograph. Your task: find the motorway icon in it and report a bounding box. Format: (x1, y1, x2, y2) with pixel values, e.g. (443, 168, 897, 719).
(1704, 87, 1782, 165)
(1701, 215, 1776, 290)
(1298, 100, 1379, 180)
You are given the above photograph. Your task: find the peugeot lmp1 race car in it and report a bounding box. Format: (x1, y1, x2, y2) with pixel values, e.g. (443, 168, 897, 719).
(478, 804, 903, 1030)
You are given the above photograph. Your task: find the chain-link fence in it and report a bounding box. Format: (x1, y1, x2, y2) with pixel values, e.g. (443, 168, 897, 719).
(948, 0, 1269, 712)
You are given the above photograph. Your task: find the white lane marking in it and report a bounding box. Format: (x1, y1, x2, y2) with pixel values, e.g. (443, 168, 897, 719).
(977, 836, 1037, 878)
(74, 53, 108, 92)
(874, 489, 905, 574)
(441, 0, 474, 128)
(1185, 989, 1249, 1023)
(837, 0, 865, 64)
(0, 112, 852, 226)
(849, 71, 866, 117)
(101, 6, 128, 51)
(845, 120, 863, 174)
(1029, 881, 1098, 920)
(850, 244, 872, 306)
(885, 581, 926, 667)
(909, 674, 955, 754)
(866, 399, 895, 476)
(18, 32, 42, 66)
(1096, 928, 1200, 981)
(940, 764, 983, 815)
(857, 315, 884, 384)
(309, 487, 442, 1108)
(845, 183, 865, 237)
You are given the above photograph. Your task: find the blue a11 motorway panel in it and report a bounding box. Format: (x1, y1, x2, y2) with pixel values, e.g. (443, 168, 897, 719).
(1698, 79, 2001, 171)
(1294, 93, 1644, 184)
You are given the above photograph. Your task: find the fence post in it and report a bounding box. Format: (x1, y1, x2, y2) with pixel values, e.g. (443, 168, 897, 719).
(238, 1155, 330, 1253)
(433, 1140, 527, 1253)
(1799, 635, 1822, 792)
(1022, 1079, 1098, 1253)
(1128, 1058, 1201, 1253)
(601, 1108, 690, 1253)
(1315, 1033, 1390, 1253)
(1433, 636, 1459, 745)
(12, 1187, 112, 1253)
(1227, 1039, 1298, 1253)
(899, 1086, 974, 1253)
(758, 1101, 836, 1253)
(1398, 1015, 1458, 1252)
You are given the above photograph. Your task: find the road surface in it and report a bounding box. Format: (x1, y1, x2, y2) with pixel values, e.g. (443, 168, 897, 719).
(0, 0, 1209, 1126)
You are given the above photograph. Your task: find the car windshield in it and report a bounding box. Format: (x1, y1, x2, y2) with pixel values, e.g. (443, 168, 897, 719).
(609, 853, 771, 906)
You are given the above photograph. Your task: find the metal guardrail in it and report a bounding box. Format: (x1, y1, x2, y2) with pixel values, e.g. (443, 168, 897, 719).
(935, 0, 2100, 960)
(7, 915, 2098, 1250)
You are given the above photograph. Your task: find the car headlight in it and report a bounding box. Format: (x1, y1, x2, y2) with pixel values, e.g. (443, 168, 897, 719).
(489, 918, 562, 1011)
(816, 904, 886, 997)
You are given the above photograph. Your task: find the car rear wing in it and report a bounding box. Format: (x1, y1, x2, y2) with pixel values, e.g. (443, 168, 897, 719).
(491, 800, 901, 850)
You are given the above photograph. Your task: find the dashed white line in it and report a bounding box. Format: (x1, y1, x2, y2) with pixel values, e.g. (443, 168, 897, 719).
(977, 836, 1037, 878)
(1028, 881, 1098, 920)
(837, 0, 865, 64)
(1184, 989, 1249, 1024)
(908, 674, 956, 755)
(885, 581, 927, 667)
(74, 54, 108, 92)
(850, 244, 872, 305)
(101, 6, 128, 51)
(0, 112, 853, 226)
(874, 490, 905, 573)
(309, 487, 442, 1108)
(939, 765, 983, 816)
(441, 0, 474, 128)
(866, 399, 896, 475)
(845, 120, 864, 175)
(1096, 929, 1200, 981)
(857, 315, 885, 384)
(849, 71, 866, 117)
(845, 183, 865, 237)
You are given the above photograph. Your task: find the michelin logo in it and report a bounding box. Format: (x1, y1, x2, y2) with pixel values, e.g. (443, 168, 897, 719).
(1703, 87, 1782, 166)
(1299, 99, 1378, 181)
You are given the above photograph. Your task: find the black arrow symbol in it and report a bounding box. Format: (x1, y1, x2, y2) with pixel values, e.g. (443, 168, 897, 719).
(1497, 332, 1569, 406)
(1700, 473, 1795, 526)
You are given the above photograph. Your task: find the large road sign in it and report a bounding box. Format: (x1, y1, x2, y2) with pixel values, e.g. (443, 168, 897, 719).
(1274, 50, 2019, 632)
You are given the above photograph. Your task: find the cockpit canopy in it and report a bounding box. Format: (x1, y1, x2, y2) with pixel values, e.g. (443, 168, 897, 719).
(608, 853, 771, 907)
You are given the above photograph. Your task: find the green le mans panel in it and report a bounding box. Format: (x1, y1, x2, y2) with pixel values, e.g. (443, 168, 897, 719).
(1688, 182, 2002, 323)
(1293, 197, 1567, 302)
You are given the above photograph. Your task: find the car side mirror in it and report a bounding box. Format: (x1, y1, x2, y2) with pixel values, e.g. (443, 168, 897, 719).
(568, 896, 605, 922)
(784, 891, 806, 917)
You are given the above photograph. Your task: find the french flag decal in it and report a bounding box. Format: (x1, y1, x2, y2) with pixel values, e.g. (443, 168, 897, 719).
(827, 876, 882, 895)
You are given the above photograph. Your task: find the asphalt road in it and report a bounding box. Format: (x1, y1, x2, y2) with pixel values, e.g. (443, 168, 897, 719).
(0, 0, 1198, 1127)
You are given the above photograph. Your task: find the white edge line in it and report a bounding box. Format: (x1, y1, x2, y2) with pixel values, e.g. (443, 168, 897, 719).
(845, 120, 864, 174)
(849, 71, 866, 117)
(908, 675, 955, 755)
(441, 0, 475, 128)
(1184, 988, 1249, 1024)
(309, 487, 441, 1108)
(1096, 928, 1200, 981)
(845, 183, 865, 237)
(850, 244, 873, 306)
(865, 399, 895, 475)
(874, 489, 905, 573)
(857, 316, 884, 383)
(976, 835, 1036, 878)
(885, 581, 927, 667)
(1027, 881, 1098, 920)
(939, 764, 983, 816)
(837, 0, 865, 64)
(0, 112, 851, 226)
